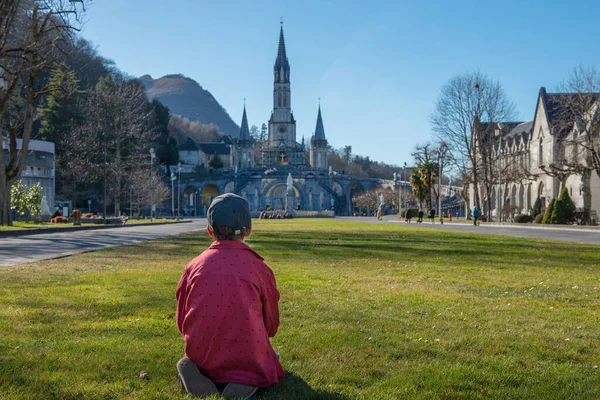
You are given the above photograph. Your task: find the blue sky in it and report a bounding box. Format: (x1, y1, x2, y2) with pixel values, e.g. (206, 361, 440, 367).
(81, 0, 600, 166)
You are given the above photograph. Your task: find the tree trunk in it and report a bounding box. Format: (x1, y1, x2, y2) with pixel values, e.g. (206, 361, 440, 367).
(0, 176, 12, 226)
(582, 169, 592, 224)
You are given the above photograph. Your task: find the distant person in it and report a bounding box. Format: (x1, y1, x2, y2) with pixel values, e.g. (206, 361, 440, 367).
(406, 209, 412, 223)
(176, 194, 284, 399)
(472, 206, 480, 226)
(429, 209, 436, 224)
(417, 209, 424, 223)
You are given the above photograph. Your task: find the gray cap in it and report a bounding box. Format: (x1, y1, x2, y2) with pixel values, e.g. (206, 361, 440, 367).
(207, 193, 251, 236)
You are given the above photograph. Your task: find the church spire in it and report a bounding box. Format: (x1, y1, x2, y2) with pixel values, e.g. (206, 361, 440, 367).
(274, 25, 290, 83)
(239, 104, 250, 141)
(314, 105, 326, 141)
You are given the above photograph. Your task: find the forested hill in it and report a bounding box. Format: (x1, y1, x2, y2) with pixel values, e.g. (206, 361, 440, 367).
(139, 74, 240, 137)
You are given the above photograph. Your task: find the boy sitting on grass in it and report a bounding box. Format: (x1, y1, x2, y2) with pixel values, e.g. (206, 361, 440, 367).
(176, 193, 284, 399)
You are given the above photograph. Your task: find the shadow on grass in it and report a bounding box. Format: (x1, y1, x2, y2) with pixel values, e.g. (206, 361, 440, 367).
(258, 371, 349, 400)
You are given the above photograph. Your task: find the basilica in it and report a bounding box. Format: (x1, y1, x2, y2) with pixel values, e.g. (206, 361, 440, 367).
(176, 26, 381, 216)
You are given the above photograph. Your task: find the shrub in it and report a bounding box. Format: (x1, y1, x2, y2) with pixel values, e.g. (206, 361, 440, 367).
(400, 208, 419, 218)
(514, 214, 533, 223)
(530, 197, 543, 217)
(534, 213, 544, 224)
(552, 186, 576, 224)
(542, 198, 556, 224)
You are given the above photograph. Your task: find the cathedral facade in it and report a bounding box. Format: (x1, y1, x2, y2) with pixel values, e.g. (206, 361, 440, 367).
(177, 26, 381, 216)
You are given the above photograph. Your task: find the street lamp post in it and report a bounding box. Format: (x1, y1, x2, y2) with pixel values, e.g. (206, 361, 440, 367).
(438, 144, 446, 224)
(129, 186, 132, 218)
(402, 162, 407, 209)
(177, 162, 182, 220)
(149, 148, 155, 222)
(171, 172, 176, 218)
(496, 123, 503, 223)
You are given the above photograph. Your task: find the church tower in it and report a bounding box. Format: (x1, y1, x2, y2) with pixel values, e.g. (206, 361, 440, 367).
(268, 25, 297, 149)
(310, 105, 328, 169)
(238, 105, 254, 169)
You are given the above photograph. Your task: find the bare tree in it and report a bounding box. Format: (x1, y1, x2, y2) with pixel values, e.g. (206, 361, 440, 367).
(69, 75, 155, 216)
(0, 0, 89, 225)
(431, 71, 516, 219)
(128, 168, 170, 217)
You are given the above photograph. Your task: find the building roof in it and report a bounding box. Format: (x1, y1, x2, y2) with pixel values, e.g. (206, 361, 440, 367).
(220, 135, 234, 145)
(239, 105, 251, 141)
(177, 138, 199, 151)
(198, 143, 231, 155)
(274, 26, 290, 77)
(537, 87, 600, 136)
(314, 105, 327, 141)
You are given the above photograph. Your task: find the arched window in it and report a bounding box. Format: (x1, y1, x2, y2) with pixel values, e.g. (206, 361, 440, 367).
(539, 138, 544, 165)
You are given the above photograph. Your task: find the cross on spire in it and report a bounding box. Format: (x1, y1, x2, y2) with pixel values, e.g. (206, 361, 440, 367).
(280, 16, 284, 26)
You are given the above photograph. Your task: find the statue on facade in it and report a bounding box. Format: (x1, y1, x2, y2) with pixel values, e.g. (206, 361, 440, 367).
(40, 196, 51, 218)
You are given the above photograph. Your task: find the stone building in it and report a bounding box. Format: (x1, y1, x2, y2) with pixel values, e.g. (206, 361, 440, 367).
(1, 137, 55, 207)
(175, 26, 382, 216)
(469, 87, 600, 222)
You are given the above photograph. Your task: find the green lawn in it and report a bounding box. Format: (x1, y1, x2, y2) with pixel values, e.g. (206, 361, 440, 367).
(1, 219, 599, 399)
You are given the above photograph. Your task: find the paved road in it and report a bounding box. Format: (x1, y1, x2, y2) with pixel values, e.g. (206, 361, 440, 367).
(336, 216, 600, 245)
(0, 220, 207, 267)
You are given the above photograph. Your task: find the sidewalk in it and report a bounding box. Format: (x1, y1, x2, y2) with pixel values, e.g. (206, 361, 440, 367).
(0, 220, 192, 238)
(386, 215, 600, 232)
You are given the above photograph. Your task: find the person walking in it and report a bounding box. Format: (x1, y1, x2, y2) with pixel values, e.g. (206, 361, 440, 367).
(417, 209, 424, 223)
(429, 209, 436, 224)
(472, 206, 480, 226)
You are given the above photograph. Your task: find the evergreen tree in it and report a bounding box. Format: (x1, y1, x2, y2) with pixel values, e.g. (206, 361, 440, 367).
(151, 99, 179, 170)
(39, 67, 84, 144)
(552, 186, 576, 224)
(531, 197, 543, 218)
(542, 198, 556, 224)
(209, 156, 224, 169)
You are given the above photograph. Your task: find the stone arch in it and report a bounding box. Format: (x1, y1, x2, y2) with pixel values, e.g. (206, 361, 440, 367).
(519, 183, 525, 212)
(538, 181, 546, 205)
(183, 186, 197, 207)
(510, 185, 517, 209)
(263, 180, 304, 211)
(348, 183, 366, 215)
(202, 184, 219, 209)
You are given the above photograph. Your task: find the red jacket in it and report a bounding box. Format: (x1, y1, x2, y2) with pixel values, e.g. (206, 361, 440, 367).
(176, 240, 284, 387)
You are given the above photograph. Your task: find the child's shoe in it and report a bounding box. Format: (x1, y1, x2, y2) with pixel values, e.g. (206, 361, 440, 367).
(222, 383, 259, 399)
(176, 356, 219, 397)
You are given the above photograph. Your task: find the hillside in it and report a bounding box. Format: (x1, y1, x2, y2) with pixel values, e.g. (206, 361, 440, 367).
(139, 74, 240, 137)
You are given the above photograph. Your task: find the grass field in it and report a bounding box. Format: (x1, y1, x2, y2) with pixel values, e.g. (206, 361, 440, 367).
(1, 219, 599, 399)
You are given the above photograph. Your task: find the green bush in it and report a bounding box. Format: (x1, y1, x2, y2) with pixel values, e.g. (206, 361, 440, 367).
(400, 208, 419, 218)
(534, 213, 544, 224)
(552, 186, 576, 224)
(514, 214, 533, 223)
(530, 197, 543, 217)
(542, 198, 556, 224)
